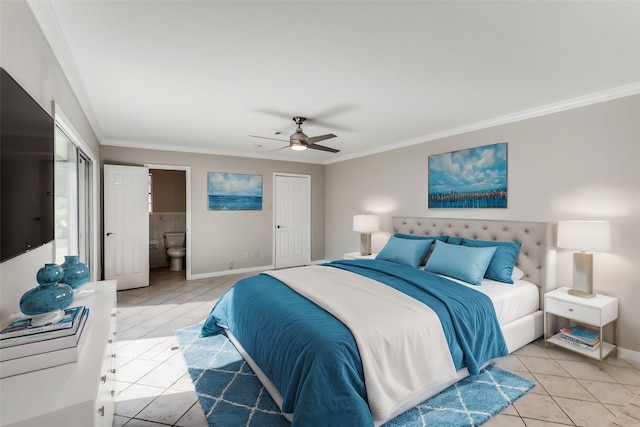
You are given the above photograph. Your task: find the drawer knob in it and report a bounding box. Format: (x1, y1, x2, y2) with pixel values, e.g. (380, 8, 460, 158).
(101, 375, 107, 383)
(98, 405, 105, 416)
(568, 308, 573, 312)
(111, 368, 116, 374)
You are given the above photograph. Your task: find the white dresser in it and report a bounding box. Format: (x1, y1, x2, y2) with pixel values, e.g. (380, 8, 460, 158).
(0, 281, 117, 427)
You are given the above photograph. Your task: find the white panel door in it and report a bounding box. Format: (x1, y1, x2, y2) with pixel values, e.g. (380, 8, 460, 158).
(104, 164, 149, 290)
(274, 174, 310, 269)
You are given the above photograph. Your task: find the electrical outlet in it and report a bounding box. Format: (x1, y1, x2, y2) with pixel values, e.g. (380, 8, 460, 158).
(229, 262, 234, 269)
(243, 251, 249, 258)
(254, 250, 260, 257)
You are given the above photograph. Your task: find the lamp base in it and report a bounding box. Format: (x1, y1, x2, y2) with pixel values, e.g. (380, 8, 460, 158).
(567, 289, 596, 298)
(571, 252, 595, 298)
(360, 233, 372, 256)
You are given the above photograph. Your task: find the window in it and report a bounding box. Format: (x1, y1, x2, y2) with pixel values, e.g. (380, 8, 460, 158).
(54, 121, 94, 273)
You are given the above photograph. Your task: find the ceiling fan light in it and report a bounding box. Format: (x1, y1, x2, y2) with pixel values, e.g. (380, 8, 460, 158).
(290, 143, 307, 151)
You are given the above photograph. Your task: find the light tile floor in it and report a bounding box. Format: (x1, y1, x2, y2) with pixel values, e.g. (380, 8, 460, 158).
(113, 268, 640, 427)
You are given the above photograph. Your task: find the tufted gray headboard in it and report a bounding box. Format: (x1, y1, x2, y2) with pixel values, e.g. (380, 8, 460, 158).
(392, 217, 556, 307)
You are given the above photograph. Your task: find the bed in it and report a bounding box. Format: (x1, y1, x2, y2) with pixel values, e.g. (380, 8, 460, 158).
(201, 217, 555, 426)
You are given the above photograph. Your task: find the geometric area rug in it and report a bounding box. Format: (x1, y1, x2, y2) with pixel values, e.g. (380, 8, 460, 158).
(176, 322, 534, 427)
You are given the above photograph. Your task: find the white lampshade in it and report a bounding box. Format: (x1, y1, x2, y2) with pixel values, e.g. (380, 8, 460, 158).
(353, 215, 379, 233)
(557, 220, 611, 252)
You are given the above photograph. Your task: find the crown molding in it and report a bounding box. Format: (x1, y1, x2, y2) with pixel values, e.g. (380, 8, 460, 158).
(325, 82, 640, 165)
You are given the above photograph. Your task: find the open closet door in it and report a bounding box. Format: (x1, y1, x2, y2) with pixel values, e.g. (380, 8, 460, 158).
(104, 164, 149, 290)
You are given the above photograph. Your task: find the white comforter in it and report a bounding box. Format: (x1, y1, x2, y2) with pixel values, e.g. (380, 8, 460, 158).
(265, 265, 457, 423)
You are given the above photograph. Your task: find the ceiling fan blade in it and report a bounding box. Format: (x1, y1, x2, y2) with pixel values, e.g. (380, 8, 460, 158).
(307, 133, 337, 144)
(248, 135, 289, 143)
(269, 145, 291, 153)
(308, 143, 340, 153)
(251, 109, 294, 120)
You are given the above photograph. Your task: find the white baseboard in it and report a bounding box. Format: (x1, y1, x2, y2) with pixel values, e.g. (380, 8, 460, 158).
(618, 347, 640, 364)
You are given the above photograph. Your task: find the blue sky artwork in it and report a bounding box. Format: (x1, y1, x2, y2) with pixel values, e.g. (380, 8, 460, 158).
(207, 172, 263, 210)
(428, 142, 507, 208)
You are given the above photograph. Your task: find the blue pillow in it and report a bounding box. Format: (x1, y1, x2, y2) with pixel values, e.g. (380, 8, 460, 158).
(424, 240, 497, 285)
(376, 236, 434, 269)
(446, 237, 463, 245)
(461, 239, 521, 284)
(392, 234, 448, 265)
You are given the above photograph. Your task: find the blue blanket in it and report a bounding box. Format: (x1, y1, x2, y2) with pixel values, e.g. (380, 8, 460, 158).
(201, 259, 507, 426)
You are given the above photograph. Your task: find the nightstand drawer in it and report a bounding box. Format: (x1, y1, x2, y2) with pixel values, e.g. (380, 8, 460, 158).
(545, 298, 600, 325)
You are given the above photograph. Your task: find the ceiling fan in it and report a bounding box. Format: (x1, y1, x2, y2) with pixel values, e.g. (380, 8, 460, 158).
(249, 116, 340, 153)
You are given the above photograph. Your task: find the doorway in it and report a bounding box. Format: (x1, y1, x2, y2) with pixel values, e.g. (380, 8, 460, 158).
(146, 164, 191, 283)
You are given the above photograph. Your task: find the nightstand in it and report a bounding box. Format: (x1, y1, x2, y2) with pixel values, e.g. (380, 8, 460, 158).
(343, 252, 378, 260)
(544, 287, 618, 369)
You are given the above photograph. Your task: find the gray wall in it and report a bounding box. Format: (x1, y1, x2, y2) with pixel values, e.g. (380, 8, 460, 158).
(101, 146, 326, 275)
(326, 94, 640, 354)
(0, 1, 102, 318)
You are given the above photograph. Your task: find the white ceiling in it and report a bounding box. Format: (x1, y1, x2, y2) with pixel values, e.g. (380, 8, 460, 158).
(30, 1, 640, 165)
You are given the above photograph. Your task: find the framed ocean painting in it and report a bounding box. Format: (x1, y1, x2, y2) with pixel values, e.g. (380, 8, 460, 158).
(207, 172, 263, 210)
(428, 142, 507, 208)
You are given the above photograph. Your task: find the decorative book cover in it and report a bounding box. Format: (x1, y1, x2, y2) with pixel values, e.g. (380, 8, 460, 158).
(560, 322, 600, 345)
(0, 306, 84, 340)
(0, 308, 89, 362)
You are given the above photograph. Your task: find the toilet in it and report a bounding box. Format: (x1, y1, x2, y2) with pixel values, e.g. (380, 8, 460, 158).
(163, 232, 186, 271)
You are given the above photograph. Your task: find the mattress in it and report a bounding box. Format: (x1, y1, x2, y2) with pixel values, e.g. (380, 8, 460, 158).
(441, 275, 540, 325)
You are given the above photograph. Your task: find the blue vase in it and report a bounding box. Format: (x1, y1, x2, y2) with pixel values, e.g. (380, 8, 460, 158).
(20, 264, 74, 316)
(60, 255, 90, 289)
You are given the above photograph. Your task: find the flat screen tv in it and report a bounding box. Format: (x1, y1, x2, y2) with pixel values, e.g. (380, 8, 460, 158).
(1, 67, 55, 263)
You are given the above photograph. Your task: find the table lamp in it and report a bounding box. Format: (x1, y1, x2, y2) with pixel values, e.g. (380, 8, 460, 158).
(557, 220, 611, 298)
(353, 215, 379, 256)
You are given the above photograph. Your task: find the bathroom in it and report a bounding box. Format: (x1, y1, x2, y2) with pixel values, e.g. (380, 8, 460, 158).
(148, 169, 187, 280)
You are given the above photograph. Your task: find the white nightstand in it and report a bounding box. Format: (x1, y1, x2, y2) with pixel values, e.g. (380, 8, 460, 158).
(544, 287, 618, 369)
(343, 252, 378, 260)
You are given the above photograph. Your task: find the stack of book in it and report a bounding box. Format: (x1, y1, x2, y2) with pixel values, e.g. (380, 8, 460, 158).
(0, 306, 89, 378)
(560, 322, 600, 350)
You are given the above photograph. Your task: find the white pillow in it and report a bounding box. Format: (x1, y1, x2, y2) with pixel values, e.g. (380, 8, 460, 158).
(511, 266, 525, 281)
